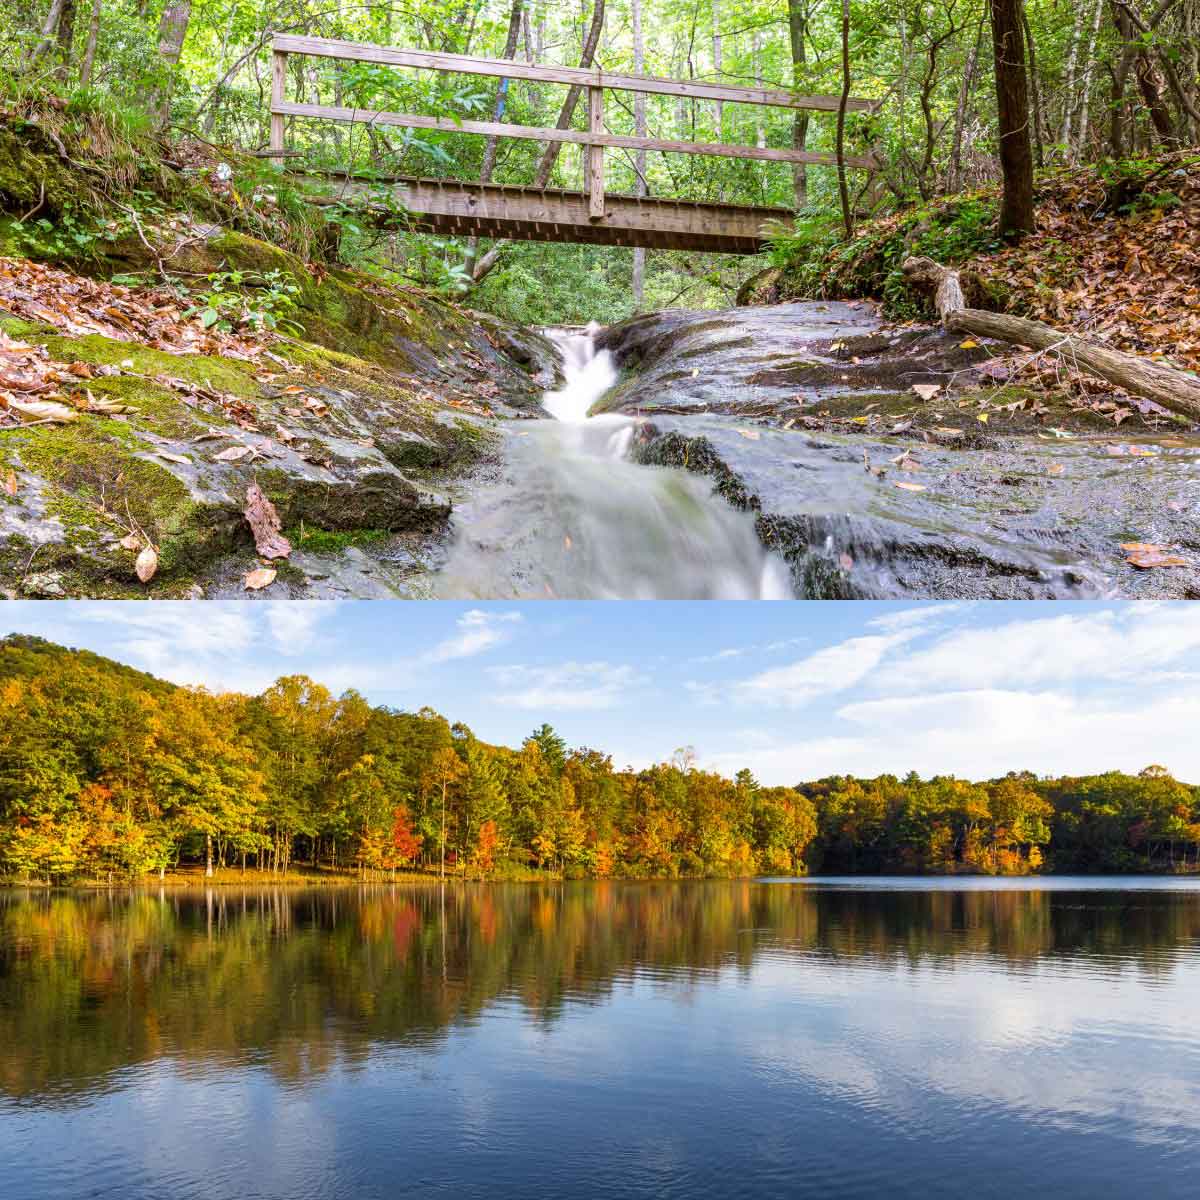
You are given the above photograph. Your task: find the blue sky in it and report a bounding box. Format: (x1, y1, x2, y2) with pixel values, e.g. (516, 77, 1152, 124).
(4, 601, 1199, 783)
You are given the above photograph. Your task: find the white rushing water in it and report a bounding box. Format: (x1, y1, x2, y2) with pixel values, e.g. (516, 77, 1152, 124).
(432, 323, 793, 599)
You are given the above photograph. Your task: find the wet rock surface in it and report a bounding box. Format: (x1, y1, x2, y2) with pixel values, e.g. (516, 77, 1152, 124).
(0, 229, 559, 598)
(604, 302, 1200, 599)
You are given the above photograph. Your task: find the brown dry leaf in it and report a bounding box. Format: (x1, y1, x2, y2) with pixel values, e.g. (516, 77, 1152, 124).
(214, 445, 252, 462)
(736, 428, 761, 440)
(67, 362, 94, 379)
(119, 533, 141, 551)
(895, 481, 927, 492)
(1126, 445, 1157, 457)
(1047, 463, 1065, 476)
(243, 566, 277, 590)
(280, 385, 305, 395)
(156, 451, 191, 465)
(134, 544, 158, 583)
(244, 483, 292, 560)
(1125, 548, 1189, 569)
(10, 398, 78, 423)
(3, 469, 16, 496)
(911, 383, 942, 401)
(85, 395, 134, 415)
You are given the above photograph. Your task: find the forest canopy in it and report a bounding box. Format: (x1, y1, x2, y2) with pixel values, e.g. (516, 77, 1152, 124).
(1, 634, 1197, 884)
(5, 0, 1198, 321)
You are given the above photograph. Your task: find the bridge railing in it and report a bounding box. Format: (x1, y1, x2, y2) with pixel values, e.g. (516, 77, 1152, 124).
(269, 35, 881, 220)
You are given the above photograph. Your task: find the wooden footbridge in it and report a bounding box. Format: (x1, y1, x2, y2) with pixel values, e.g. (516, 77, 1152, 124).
(269, 35, 881, 255)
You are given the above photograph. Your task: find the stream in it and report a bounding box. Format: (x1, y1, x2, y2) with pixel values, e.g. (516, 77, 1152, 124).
(431, 325, 794, 599)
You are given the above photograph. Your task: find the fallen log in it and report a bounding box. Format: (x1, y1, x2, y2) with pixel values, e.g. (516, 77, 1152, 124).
(901, 255, 1200, 422)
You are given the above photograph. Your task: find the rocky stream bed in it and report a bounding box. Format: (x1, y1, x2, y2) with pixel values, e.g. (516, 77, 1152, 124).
(2, 233, 1197, 599)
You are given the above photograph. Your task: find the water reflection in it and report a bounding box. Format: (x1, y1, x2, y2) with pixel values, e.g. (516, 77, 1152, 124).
(1, 881, 1198, 1199)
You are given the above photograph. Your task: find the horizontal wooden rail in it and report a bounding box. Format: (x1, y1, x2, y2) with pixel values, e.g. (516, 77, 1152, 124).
(271, 100, 881, 170)
(268, 34, 885, 247)
(271, 34, 880, 114)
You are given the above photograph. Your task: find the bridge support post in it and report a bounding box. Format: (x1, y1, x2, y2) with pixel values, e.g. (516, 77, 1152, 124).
(587, 85, 604, 220)
(269, 49, 288, 166)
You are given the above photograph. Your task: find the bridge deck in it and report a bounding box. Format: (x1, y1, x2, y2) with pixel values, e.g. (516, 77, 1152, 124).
(304, 174, 791, 254)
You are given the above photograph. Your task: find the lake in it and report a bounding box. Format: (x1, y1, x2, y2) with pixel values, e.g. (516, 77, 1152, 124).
(1, 879, 1198, 1199)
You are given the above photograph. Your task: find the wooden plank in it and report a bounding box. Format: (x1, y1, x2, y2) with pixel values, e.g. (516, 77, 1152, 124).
(298, 173, 788, 253)
(269, 51, 288, 164)
(588, 87, 604, 220)
(272, 34, 878, 113)
(272, 100, 880, 169)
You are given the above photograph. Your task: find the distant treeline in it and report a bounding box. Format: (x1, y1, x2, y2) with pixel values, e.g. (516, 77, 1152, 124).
(2, 635, 1197, 883)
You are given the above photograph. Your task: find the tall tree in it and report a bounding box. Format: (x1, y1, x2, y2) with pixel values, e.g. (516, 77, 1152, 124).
(989, 0, 1036, 236)
(786, 0, 812, 208)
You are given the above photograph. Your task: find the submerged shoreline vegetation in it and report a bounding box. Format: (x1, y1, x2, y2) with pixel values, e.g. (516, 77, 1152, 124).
(3, 634, 1199, 887)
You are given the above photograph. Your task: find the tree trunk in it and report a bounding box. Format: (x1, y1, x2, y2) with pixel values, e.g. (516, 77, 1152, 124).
(53, 0, 78, 81)
(989, 0, 1036, 237)
(902, 255, 1200, 420)
(631, 0, 647, 308)
(787, 0, 811, 208)
(154, 0, 193, 122)
(464, 0, 524, 277)
(836, 0, 853, 238)
(1019, 4, 1045, 167)
(1073, 0, 1105, 157)
(711, 0, 723, 134)
(949, 17, 986, 192)
(472, 0, 606, 284)
(205, 832, 213, 878)
(78, 0, 102, 87)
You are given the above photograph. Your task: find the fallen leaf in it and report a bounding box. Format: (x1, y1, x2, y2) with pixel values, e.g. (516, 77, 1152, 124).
(9, 399, 78, 423)
(243, 484, 291, 560)
(1047, 463, 1065, 476)
(838, 552, 854, 571)
(244, 566, 277, 590)
(119, 533, 141, 551)
(977, 412, 990, 424)
(736, 428, 761, 440)
(85, 396, 134, 415)
(1125, 548, 1189, 569)
(911, 383, 942, 401)
(156, 451, 191, 465)
(214, 445, 252, 462)
(894, 481, 927, 492)
(3, 470, 16, 496)
(134, 544, 158, 583)
(958, 338, 980, 349)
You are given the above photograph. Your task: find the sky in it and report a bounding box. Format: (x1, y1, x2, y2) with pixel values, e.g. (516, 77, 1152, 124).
(4, 600, 1198, 784)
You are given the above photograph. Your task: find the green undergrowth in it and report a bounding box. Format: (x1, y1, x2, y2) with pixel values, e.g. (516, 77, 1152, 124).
(760, 153, 1198, 320)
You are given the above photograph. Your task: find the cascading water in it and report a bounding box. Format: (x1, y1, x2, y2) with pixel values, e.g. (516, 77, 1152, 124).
(431, 324, 793, 599)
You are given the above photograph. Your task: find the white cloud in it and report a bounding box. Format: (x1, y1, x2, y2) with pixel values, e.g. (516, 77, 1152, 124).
(425, 609, 522, 662)
(261, 601, 341, 656)
(730, 633, 909, 708)
(703, 687, 1200, 785)
(866, 602, 965, 633)
(873, 606, 1200, 693)
(489, 661, 645, 711)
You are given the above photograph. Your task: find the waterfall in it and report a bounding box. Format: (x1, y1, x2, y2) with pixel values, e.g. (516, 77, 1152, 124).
(430, 322, 793, 599)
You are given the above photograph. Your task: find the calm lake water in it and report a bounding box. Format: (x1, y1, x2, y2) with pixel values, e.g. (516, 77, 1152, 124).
(2, 879, 1198, 1199)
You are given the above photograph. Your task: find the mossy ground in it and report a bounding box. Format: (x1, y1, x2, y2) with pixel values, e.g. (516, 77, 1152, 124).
(2, 238, 540, 596)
